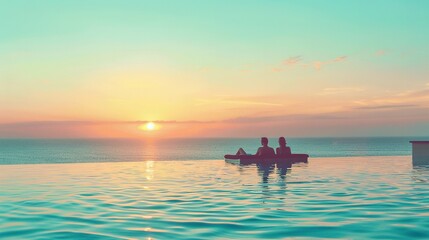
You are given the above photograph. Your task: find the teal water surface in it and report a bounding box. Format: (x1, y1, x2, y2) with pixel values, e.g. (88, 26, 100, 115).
(1, 156, 428, 239)
(1, 137, 427, 164)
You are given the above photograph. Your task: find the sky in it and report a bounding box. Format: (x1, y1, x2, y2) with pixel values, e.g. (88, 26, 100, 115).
(1, 0, 429, 138)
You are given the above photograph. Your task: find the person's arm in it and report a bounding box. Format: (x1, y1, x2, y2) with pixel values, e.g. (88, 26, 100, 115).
(276, 147, 280, 155)
(286, 147, 292, 155)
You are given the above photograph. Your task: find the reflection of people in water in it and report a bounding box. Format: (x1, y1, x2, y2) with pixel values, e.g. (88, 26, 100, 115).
(276, 137, 292, 156)
(257, 163, 289, 203)
(236, 137, 276, 157)
(257, 163, 275, 183)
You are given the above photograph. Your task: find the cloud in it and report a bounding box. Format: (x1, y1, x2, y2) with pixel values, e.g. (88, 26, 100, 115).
(353, 88, 429, 111)
(333, 56, 347, 62)
(375, 50, 386, 56)
(2, 85, 428, 138)
(223, 113, 347, 124)
(2, 104, 429, 138)
(354, 104, 418, 110)
(272, 67, 283, 72)
(282, 56, 301, 66)
(311, 56, 347, 70)
(271, 56, 301, 72)
(313, 61, 324, 70)
(396, 89, 429, 98)
(272, 55, 347, 72)
(222, 106, 429, 127)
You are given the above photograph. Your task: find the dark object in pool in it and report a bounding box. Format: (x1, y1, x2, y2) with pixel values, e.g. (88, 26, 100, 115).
(410, 141, 429, 166)
(224, 154, 309, 165)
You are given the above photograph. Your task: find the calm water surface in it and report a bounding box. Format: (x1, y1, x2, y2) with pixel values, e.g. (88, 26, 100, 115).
(1, 137, 427, 164)
(1, 156, 428, 239)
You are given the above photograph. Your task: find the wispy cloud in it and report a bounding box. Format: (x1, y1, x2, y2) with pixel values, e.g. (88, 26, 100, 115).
(312, 61, 325, 70)
(354, 104, 418, 110)
(375, 50, 386, 56)
(2, 104, 429, 138)
(353, 87, 429, 110)
(223, 113, 346, 124)
(282, 56, 301, 66)
(311, 56, 347, 70)
(333, 56, 347, 62)
(272, 55, 347, 72)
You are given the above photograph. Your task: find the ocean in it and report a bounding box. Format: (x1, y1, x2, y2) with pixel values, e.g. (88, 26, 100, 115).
(0, 137, 426, 164)
(1, 137, 429, 239)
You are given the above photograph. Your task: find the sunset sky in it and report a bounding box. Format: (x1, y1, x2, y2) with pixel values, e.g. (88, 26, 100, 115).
(1, 1, 429, 138)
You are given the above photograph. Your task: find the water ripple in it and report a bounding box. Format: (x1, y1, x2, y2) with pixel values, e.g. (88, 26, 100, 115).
(1, 157, 429, 239)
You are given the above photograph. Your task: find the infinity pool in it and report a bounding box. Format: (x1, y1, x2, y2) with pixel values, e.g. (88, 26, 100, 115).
(1, 156, 428, 239)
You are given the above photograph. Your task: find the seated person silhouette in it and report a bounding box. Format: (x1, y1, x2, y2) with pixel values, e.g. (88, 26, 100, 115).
(276, 137, 292, 156)
(236, 137, 276, 157)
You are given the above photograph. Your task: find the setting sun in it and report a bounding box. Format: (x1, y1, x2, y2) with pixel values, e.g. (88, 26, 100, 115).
(144, 122, 156, 131)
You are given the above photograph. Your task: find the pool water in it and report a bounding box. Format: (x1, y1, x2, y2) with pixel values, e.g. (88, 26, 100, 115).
(1, 156, 428, 239)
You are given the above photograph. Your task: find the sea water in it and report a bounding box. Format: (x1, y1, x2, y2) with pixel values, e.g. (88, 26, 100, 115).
(1, 138, 429, 239)
(0, 137, 426, 164)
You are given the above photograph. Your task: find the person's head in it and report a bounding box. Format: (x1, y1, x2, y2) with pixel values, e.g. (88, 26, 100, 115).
(279, 137, 286, 146)
(261, 137, 269, 146)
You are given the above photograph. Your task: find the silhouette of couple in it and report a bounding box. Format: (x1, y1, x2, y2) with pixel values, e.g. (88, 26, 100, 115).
(236, 137, 291, 157)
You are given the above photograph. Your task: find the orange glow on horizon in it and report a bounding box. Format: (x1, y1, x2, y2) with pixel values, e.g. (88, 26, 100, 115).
(140, 122, 157, 131)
